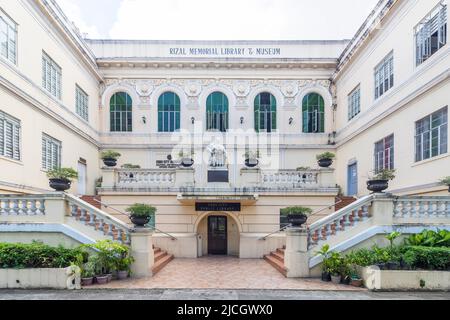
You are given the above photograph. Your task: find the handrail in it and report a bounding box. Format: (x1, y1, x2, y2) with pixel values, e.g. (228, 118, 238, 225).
(92, 198, 178, 241)
(259, 224, 292, 241)
(308, 194, 375, 231)
(308, 198, 345, 217)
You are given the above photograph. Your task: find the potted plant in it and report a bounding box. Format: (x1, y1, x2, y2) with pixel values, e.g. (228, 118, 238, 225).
(47, 167, 78, 192)
(280, 206, 312, 227)
(440, 176, 450, 192)
(349, 266, 363, 287)
(101, 150, 121, 167)
(80, 261, 96, 286)
(244, 150, 260, 168)
(126, 203, 156, 227)
(367, 169, 396, 193)
(316, 244, 332, 282)
(121, 164, 141, 169)
(178, 150, 194, 168)
(316, 152, 335, 168)
(328, 252, 343, 284)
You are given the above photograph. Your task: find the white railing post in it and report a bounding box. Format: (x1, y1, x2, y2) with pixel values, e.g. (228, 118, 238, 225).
(45, 193, 67, 223)
(175, 168, 195, 188)
(284, 227, 310, 278)
(371, 194, 395, 226)
(102, 168, 116, 188)
(317, 168, 335, 188)
(130, 228, 154, 278)
(240, 168, 261, 188)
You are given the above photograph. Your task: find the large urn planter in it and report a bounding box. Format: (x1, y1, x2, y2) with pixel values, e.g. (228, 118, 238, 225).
(316, 152, 336, 168)
(318, 158, 333, 168)
(245, 159, 259, 168)
(126, 203, 156, 228)
(281, 206, 312, 228)
(180, 158, 194, 168)
(287, 214, 308, 227)
(49, 178, 71, 192)
(102, 158, 117, 167)
(367, 179, 389, 193)
(130, 216, 151, 227)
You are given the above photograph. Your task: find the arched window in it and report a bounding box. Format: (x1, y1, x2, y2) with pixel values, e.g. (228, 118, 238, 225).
(206, 92, 229, 132)
(302, 93, 325, 133)
(255, 92, 277, 132)
(158, 92, 181, 132)
(110, 92, 132, 132)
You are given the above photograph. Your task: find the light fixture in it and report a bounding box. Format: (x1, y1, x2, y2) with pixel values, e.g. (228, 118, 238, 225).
(240, 117, 244, 125)
(191, 117, 195, 125)
(289, 117, 294, 125)
(142, 116, 147, 124)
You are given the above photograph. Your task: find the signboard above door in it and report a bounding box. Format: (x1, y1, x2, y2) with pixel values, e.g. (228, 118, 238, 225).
(195, 203, 241, 212)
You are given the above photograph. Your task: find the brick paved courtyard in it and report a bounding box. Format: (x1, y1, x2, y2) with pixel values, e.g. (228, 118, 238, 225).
(91, 257, 365, 290)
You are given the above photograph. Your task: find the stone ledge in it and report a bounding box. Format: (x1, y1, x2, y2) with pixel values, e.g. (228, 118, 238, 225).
(0, 268, 80, 290)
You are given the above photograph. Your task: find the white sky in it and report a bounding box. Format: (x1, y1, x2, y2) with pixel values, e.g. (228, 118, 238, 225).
(56, 0, 380, 40)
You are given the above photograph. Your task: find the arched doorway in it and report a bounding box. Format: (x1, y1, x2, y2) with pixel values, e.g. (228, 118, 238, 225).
(196, 212, 240, 257)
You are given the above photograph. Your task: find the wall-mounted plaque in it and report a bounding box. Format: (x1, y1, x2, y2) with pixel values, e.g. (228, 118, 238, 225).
(208, 170, 229, 183)
(195, 203, 241, 212)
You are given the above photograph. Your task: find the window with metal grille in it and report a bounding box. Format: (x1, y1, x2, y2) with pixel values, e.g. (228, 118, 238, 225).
(415, 107, 448, 162)
(348, 86, 361, 121)
(110, 92, 133, 132)
(42, 134, 61, 171)
(0, 111, 20, 161)
(75, 85, 89, 121)
(415, 2, 447, 66)
(0, 9, 17, 64)
(374, 134, 394, 173)
(206, 92, 229, 132)
(158, 92, 180, 132)
(302, 93, 325, 133)
(255, 92, 277, 133)
(374, 52, 394, 100)
(42, 52, 62, 100)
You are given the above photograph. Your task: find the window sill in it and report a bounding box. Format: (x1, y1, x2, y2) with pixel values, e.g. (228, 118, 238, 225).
(0, 156, 23, 166)
(411, 153, 450, 168)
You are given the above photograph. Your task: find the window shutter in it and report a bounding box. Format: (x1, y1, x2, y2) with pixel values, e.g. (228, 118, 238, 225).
(0, 116, 4, 156)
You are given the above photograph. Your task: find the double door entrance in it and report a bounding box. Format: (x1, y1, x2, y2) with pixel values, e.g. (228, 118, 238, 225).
(208, 216, 228, 255)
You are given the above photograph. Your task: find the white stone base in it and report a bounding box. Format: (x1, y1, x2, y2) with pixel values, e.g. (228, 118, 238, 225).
(0, 268, 81, 289)
(359, 266, 450, 291)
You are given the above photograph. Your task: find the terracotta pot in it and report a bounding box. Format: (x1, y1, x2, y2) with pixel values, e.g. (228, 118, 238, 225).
(49, 178, 71, 192)
(117, 270, 129, 280)
(103, 158, 117, 167)
(350, 279, 363, 287)
(318, 158, 333, 168)
(367, 180, 389, 193)
(81, 277, 93, 286)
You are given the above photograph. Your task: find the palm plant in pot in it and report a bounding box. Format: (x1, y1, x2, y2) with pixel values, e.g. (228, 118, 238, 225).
(101, 150, 121, 167)
(328, 252, 344, 284)
(126, 203, 156, 227)
(440, 176, 450, 192)
(280, 206, 312, 227)
(178, 150, 194, 168)
(244, 150, 260, 168)
(47, 167, 78, 192)
(367, 169, 396, 193)
(316, 244, 332, 282)
(316, 152, 335, 168)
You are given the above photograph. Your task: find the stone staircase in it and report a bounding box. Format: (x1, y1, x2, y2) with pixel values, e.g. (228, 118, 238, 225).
(335, 196, 357, 211)
(264, 246, 287, 277)
(152, 246, 174, 275)
(80, 195, 102, 209)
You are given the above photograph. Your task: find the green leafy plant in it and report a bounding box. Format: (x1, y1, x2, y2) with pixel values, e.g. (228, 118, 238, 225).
(280, 206, 313, 216)
(327, 252, 344, 276)
(178, 150, 194, 159)
(46, 168, 78, 181)
(243, 150, 261, 159)
(101, 150, 121, 160)
(405, 229, 450, 247)
(371, 169, 396, 181)
(316, 152, 336, 161)
(316, 245, 332, 273)
(121, 164, 141, 169)
(386, 231, 402, 249)
(296, 166, 311, 171)
(439, 176, 450, 186)
(126, 203, 156, 219)
(85, 240, 134, 274)
(401, 246, 450, 271)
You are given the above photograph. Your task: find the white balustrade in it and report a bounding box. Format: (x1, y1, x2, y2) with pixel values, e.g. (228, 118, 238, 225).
(394, 197, 450, 218)
(262, 170, 319, 188)
(117, 169, 176, 188)
(308, 195, 374, 249)
(0, 197, 45, 216)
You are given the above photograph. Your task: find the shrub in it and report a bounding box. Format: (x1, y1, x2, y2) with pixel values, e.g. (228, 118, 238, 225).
(126, 203, 156, 218)
(296, 166, 311, 171)
(0, 242, 86, 269)
(280, 206, 313, 216)
(243, 150, 261, 159)
(101, 150, 121, 160)
(121, 164, 141, 169)
(401, 246, 450, 271)
(316, 152, 335, 161)
(405, 229, 450, 247)
(439, 176, 450, 185)
(84, 240, 134, 274)
(46, 168, 78, 181)
(370, 169, 396, 181)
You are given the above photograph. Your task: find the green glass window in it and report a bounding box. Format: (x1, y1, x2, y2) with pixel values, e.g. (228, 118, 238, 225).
(206, 92, 229, 132)
(110, 92, 132, 132)
(254, 92, 277, 132)
(158, 92, 181, 132)
(302, 93, 325, 133)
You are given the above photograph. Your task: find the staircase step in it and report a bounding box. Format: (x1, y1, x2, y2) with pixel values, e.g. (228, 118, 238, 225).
(153, 247, 161, 254)
(154, 250, 168, 262)
(276, 248, 285, 255)
(152, 254, 174, 275)
(80, 196, 102, 209)
(271, 251, 284, 262)
(264, 254, 287, 277)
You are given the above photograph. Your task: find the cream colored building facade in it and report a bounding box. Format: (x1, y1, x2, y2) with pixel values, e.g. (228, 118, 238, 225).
(0, 0, 449, 258)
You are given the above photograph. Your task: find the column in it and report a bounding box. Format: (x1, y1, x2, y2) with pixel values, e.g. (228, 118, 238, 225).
(284, 227, 310, 278)
(130, 228, 154, 278)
